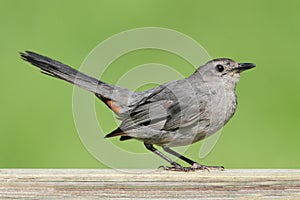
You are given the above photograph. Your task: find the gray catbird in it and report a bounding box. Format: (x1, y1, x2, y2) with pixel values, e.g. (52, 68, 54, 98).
(20, 51, 255, 171)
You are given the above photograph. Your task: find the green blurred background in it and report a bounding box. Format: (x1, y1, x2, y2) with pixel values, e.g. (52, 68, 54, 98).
(0, 0, 299, 169)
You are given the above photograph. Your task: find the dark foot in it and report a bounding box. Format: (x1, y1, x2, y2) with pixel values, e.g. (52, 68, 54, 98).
(159, 163, 224, 172)
(158, 163, 192, 172)
(191, 163, 225, 171)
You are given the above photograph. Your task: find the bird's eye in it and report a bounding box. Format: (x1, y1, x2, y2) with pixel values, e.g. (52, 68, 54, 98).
(216, 64, 224, 72)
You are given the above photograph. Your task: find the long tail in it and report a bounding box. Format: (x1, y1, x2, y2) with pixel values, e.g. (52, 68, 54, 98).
(20, 51, 114, 94)
(20, 51, 132, 115)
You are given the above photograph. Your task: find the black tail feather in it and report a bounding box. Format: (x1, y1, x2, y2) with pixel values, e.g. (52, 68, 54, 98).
(20, 51, 105, 93)
(104, 127, 133, 141)
(20, 50, 133, 116)
(20, 51, 120, 96)
(104, 127, 124, 138)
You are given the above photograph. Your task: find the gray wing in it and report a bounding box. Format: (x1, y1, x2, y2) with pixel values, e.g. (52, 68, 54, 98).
(119, 82, 209, 133)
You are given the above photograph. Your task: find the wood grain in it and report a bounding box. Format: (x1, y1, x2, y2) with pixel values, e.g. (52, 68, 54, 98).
(0, 169, 299, 199)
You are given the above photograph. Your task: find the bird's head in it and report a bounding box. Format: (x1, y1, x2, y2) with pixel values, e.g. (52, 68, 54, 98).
(196, 58, 255, 87)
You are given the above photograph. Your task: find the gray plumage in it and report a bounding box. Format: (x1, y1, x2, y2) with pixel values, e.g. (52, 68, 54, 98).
(20, 51, 255, 171)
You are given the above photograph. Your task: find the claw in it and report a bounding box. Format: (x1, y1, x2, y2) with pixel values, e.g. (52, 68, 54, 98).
(163, 166, 190, 172)
(158, 163, 191, 172)
(158, 163, 224, 172)
(191, 163, 224, 171)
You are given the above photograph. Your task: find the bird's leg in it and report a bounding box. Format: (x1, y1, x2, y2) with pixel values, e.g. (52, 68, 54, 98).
(163, 147, 224, 171)
(144, 143, 190, 171)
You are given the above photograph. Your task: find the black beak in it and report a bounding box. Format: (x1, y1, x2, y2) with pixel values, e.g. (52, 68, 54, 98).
(234, 63, 256, 72)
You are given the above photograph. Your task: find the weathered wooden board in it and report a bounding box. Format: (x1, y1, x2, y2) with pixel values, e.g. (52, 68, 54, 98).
(0, 169, 299, 199)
